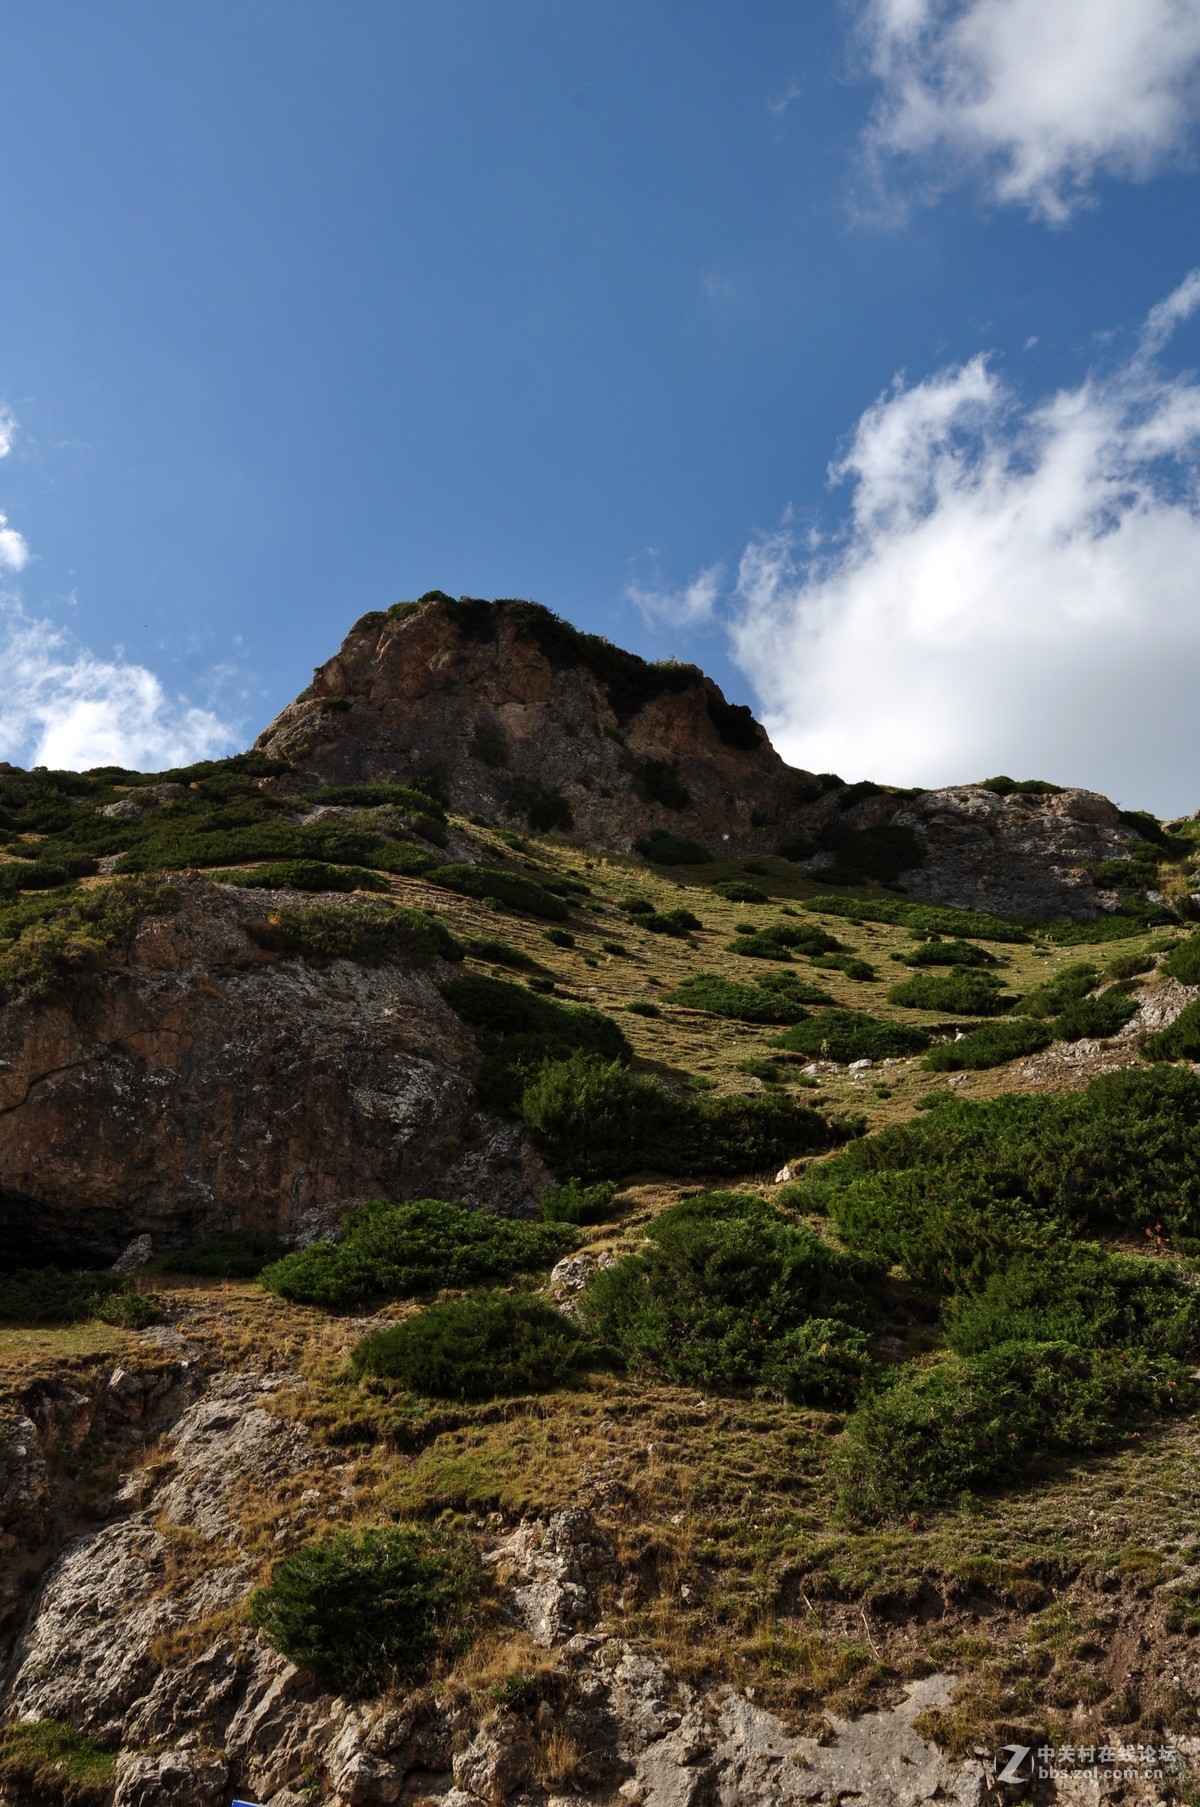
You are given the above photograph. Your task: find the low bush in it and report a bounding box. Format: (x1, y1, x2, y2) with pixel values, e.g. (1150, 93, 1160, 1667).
(428, 863, 569, 921)
(350, 1291, 588, 1400)
(259, 1198, 574, 1312)
(599, 940, 628, 956)
(542, 927, 575, 948)
(538, 1178, 621, 1224)
(0, 1266, 155, 1326)
(644, 907, 702, 937)
(618, 895, 655, 915)
(213, 861, 390, 892)
(464, 937, 540, 970)
(1161, 930, 1200, 986)
(946, 1242, 1200, 1360)
(625, 999, 660, 1016)
(1041, 907, 1178, 944)
(1015, 962, 1100, 1018)
(887, 970, 1011, 1015)
(813, 953, 878, 982)
(442, 973, 631, 1112)
(249, 1524, 480, 1696)
(1052, 989, 1139, 1041)
(635, 830, 712, 866)
(714, 881, 769, 904)
(727, 922, 843, 961)
(803, 896, 1029, 943)
(251, 901, 461, 967)
(897, 938, 999, 968)
(0, 876, 178, 1006)
(1143, 998, 1200, 1062)
(577, 1191, 879, 1403)
(518, 1050, 844, 1180)
(774, 1011, 931, 1064)
(1102, 949, 1156, 982)
(835, 1340, 1182, 1520)
(795, 1066, 1200, 1285)
(667, 972, 831, 1023)
(162, 1228, 288, 1278)
(923, 1017, 1053, 1071)
(306, 781, 446, 817)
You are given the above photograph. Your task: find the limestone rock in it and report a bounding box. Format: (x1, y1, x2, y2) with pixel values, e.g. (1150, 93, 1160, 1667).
(0, 875, 549, 1262)
(113, 1744, 230, 1807)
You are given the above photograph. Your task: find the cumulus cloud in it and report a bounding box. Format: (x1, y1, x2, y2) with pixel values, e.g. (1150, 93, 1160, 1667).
(0, 608, 238, 772)
(858, 0, 1200, 221)
(627, 562, 723, 631)
(727, 271, 1200, 816)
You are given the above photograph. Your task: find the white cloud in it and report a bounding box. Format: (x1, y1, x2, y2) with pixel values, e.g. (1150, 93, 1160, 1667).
(627, 562, 723, 631)
(859, 0, 1200, 221)
(0, 608, 239, 772)
(0, 405, 16, 460)
(0, 514, 29, 572)
(727, 271, 1200, 816)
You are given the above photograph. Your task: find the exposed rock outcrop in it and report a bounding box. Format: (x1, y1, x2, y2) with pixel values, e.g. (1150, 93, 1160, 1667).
(0, 875, 547, 1262)
(256, 595, 1150, 921)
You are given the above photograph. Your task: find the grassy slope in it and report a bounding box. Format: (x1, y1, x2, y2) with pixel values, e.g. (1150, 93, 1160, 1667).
(4, 793, 1200, 1761)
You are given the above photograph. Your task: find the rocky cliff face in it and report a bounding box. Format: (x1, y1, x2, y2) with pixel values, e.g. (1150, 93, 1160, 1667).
(0, 876, 546, 1263)
(256, 595, 1150, 922)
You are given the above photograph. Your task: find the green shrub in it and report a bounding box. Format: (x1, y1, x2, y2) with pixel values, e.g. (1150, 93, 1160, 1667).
(600, 940, 628, 956)
(618, 895, 655, 915)
(249, 1524, 480, 1696)
(797, 1066, 1200, 1284)
(577, 1191, 879, 1404)
(163, 1228, 288, 1278)
(429, 863, 569, 921)
(538, 1178, 621, 1224)
(259, 1198, 574, 1312)
(813, 954, 878, 981)
(1052, 990, 1139, 1040)
(350, 1291, 587, 1400)
(518, 1051, 843, 1180)
(946, 1243, 1200, 1360)
(774, 1011, 931, 1063)
(306, 782, 446, 817)
(464, 937, 540, 970)
(887, 970, 1011, 1015)
(635, 830, 712, 866)
(1015, 962, 1100, 1017)
(625, 999, 660, 1016)
(1161, 930, 1200, 985)
(213, 861, 390, 892)
(804, 896, 1029, 943)
(0, 1266, 152, 1326)
(924, 1017, 1053, 1071)
(1102, 950, 1156, 982)
(1144, 999, 1200, 1062)
(643, 907, 702, 937)
(442, 973, 631, 1112)
(980, 775, 1063, 797)
(714, 881, 769, 904)
(727, 921, 843, 961)
(0, 876, 178, 1006)
(1041, 907, 1177, 944)
(542, 927, 575, 948)
(251, 901, 461, 967)
(667, 972, 831, 1024)
(898, 938, 999, 968)
(835, 1340, 1180, 1520)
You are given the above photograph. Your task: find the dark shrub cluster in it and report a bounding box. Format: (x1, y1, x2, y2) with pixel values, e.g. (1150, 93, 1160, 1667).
(163, 1228, 288, 1279)
(668, 971, 832, 1024)
(803, 896, 1029, 943)
(896, 937, 999, 968)
(923, 1017, 1053, 1071)
(249, 1524, 480, 1697)
(1161, 930, 1200, 986)
(518, 1050, 847, 1181)
(634, 829, 712, 866)
(774, 1011, 931, 1063)
(727, 921, 843, 961)
(0, 1266, 160, 1328)
(538, 1178, 621, 1224)
(1016, 962, 1100, 1017)
(0, 877, 178, 1006)
(1053, 989, 1139, 1041)
(251, 902, 461, 967)
(442, 973, 631, 1112)
(214, 861, 390, 892)
(428, 863, 569, 921)
(643, 907, 703, 937)
(1144, 999, 1200, 1062)
(259, 1198, 575, 1312)
(350, 1291, 587, 1400)
(812, 824, 923, 886)
(577, 1191, 880, 1405)
(887, 970, 1012, 1015)
(714, 880, 769, 904)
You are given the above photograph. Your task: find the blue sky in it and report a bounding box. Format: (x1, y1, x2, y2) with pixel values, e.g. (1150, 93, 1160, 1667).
(4, 1, 1200, 810)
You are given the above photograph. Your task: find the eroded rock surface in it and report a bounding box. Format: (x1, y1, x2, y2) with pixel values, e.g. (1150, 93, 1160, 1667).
(0, 876, 548, 1261)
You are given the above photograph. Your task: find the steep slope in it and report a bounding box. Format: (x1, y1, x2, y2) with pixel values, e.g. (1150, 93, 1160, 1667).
(256, 592, 1160, 922)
